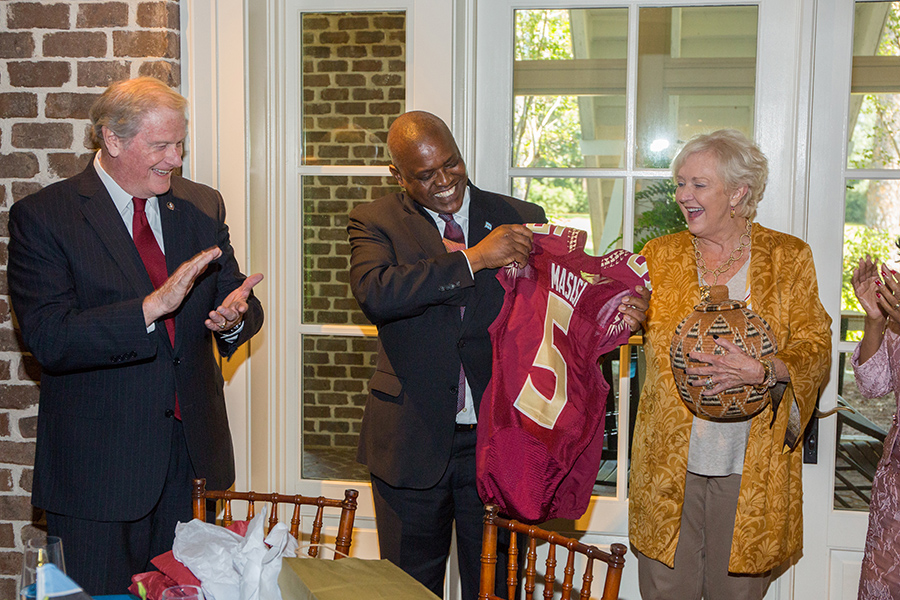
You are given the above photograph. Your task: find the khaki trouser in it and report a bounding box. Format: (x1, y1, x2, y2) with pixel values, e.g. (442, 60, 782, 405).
(636, 471, 771, 600)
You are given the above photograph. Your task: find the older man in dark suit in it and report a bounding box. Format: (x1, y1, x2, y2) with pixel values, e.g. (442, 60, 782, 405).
(348, 111, 647, 599)
(8, 77, 264, 595)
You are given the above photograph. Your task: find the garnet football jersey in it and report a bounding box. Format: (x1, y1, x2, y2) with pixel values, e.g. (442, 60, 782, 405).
(476, 224, 650, 522)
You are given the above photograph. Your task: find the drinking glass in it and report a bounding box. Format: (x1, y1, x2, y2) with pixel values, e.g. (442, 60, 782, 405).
(19, 536, 66, 600)
(161, 585, 205, 600)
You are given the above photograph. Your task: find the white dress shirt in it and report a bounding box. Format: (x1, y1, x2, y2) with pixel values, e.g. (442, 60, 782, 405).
(420, 187, 478, 425)
(93, 153, 242, 342)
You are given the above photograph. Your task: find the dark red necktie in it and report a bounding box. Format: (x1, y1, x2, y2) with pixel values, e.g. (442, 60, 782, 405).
(133, 197, 179, 418)
(439, 213, 466, 415)
(439, 213, 465, 251)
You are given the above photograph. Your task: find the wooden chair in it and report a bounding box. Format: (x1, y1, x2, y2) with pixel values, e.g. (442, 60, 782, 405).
(191, 478, 359, 559)
(478, 504, 626, 600)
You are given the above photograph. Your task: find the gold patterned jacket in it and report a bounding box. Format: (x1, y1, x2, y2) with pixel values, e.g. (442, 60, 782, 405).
(628, 223, 832, 574)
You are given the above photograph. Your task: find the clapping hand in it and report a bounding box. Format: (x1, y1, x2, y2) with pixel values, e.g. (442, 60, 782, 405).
(853, 254, 896, 326)
(205, 273, 264, 332)
(143, 247, 222, 326)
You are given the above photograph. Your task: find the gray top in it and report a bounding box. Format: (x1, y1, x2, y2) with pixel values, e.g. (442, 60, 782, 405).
(687, 257, 752, 477)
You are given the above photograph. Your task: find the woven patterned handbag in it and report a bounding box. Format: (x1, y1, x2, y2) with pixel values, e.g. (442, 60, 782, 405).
(670, 285, 778, 420)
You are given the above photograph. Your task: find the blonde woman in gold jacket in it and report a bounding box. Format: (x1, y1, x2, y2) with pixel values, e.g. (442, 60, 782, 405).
(629, 130, 831, 600)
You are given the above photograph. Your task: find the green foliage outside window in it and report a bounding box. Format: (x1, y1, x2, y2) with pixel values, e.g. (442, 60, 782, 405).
(845, 181, 868, 225)
(633, 180, 686, 253)
(512, 9, 585, 207)
(842, 225, 897, 332)
(530, 178, 588, 218)
(849, 4, 900, 170)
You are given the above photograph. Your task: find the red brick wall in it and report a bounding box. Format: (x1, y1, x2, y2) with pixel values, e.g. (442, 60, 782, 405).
(300, 12, 406, 450)
(0, 2, 181, 595)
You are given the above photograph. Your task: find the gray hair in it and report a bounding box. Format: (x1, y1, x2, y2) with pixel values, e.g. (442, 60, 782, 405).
(671, 129, 768, 220)
(89, 77, 188, 150)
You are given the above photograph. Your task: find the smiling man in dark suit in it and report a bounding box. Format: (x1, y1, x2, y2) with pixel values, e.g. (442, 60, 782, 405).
(8, 77, 264, 595)
(348, 111, 649, 599)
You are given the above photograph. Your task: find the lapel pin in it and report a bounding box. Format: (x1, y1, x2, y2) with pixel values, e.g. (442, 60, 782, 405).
(167, 202, 175, 211)
(485, 222, 492, 230)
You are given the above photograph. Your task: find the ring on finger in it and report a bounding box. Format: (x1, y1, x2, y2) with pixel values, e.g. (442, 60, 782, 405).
(895, 302, 900, 309)
(219, 322, 227, 329)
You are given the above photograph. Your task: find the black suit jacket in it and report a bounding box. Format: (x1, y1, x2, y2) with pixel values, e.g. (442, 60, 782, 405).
(8, 161, 263, 521)
(348, 182, 545, 489)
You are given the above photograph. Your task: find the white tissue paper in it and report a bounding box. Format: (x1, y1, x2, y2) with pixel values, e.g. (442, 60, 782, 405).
(173, 506, 299, 600)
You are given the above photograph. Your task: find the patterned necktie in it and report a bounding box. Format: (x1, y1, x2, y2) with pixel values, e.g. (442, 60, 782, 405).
(439, 213, 467, 414)
(439, 213, 465, 252)
(133, 198, 179, 418)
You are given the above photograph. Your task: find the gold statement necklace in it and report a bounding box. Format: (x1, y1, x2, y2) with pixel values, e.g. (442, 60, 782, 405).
(691, 218, 752, 301)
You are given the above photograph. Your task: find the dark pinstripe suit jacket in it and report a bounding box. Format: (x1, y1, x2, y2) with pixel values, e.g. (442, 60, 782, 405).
(348, 182, 546, 489)
(8, 160, 263, 522)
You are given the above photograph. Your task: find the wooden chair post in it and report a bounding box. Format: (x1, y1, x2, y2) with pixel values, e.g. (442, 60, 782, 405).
(333, 488, 359, 559)
(505, 529, 518, 600)
(561, 546, 577, 600)
(192, 478, 207, 521)
(579, 557, 594, 600)
(308, 503, 325, 557)
(600, 543, 627, 600)
(543, 543, 557, 600)
(478, 504, 500, 600)
(478, 505, 627, 600)
(524, 537, 538, 599)
(289, 504, 302, 539)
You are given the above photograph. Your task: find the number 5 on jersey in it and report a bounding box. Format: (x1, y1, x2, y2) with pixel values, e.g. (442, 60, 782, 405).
(513, 292, 573, 429)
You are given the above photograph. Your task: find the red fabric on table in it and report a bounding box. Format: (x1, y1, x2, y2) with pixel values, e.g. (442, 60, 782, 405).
(128, 570, 177, 600)
(128, 520, 251, 599)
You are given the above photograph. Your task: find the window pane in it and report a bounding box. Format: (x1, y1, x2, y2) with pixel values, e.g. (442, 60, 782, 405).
(849, 94, 900, 169)
(633, 178, 686, 253)
(302, 175, 397, 325)
(835, 351, 891, 510)
(854, 1, 900, 59)
(848, 2, 900, 168)
(842, 180, 900, 342)
(301, 12, 406, 166)
(636, 6, 758, 168)
(593, 345, 644, 498)
(838, 179, 900, 448)
(512, 177, 624, 255)
(512, 9, 628, 169)
(302, 334, 375, 481)
(838, 179, 897, 507)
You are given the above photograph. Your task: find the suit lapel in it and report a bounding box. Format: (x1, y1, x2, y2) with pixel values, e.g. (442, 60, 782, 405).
(157, 192, 192, 274)
(77, 165, 155, 298)
(467, 182, 496, 246)
(158, 191, 193, 352)
(461, 183, 503, 332)
(397, 190, 474, 331)
(399, 193, 447, 258)
(398, 184, 496, 255)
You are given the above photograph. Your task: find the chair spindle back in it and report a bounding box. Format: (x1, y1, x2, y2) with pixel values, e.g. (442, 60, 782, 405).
(191, 478, 358, 559)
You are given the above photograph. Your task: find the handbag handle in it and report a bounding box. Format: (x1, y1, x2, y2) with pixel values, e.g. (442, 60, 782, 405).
(295, 542, 350, 559)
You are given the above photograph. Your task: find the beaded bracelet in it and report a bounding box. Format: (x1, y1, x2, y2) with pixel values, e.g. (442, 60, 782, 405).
(754, 358, 777, 391)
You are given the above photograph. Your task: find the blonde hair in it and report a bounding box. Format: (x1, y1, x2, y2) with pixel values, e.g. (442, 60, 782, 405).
(89, 77, 187, 150)
(671, 129, 768, 220)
